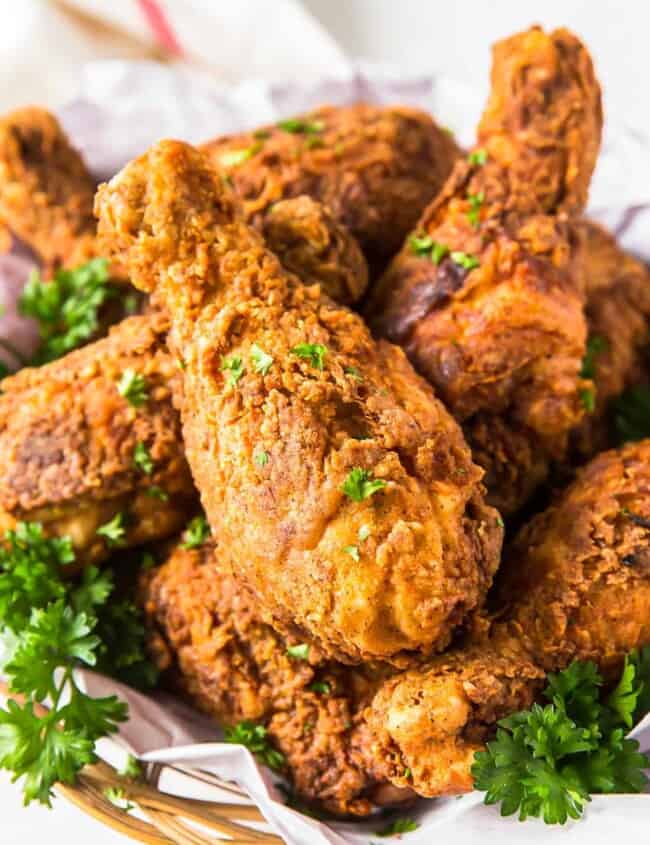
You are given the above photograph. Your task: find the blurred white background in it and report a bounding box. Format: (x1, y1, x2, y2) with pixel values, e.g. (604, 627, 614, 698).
(0, 1, 648, 842)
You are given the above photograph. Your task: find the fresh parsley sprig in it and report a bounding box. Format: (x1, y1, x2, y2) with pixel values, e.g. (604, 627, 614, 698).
(224, 720, 285, 771)
(472, 654, 650, 824)
(0, 521, 158, 806)
(19, 259, 116, 364)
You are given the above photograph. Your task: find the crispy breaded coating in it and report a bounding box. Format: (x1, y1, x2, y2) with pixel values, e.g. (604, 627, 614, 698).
(139, 541, 411, 816)
(366, 28, 602, 514)
(365, 439, 650, 798)
(0, 312, 196, 562)
(95, 139, 502, 664)
(0, 107, 98, 274)
(201, 103, 460, 263)
(569, 220, 650, 459)
(261, 194, 368, 305)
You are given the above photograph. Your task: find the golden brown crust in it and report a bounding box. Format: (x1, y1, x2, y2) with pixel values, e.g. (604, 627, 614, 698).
(261, 194, 368, 305)
(139, 541, 404, 816)
(0, 312, 196, 562)
(495, 439, 650, 673)
(365, 27, 602, 515)
(0, 107, 98, 274)
(201, 103, 460, 262)
(96, 139, 502, 664)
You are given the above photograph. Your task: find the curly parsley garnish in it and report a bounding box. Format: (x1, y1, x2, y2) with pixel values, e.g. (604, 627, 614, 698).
(250, 344, 274, 375)
(277, 118, 324, 135)
(472, 655, 650, 825)
(468, 148, 488, 166)
(0, 521, 156, 806)
(221, 355, 245, 387)
(117, 369, 149, 407)
(224, 720, 285, 771)
(342, 468, 386, 502)
(19, 258, 116, 364)
(181, 515, 210, 550)
(291, 343, 327, 370)
(133, 442, 154, 475)
(612, 385, 650, 444)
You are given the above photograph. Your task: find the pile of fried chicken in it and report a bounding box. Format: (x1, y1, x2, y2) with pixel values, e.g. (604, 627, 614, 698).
(1, 25, 650, 818)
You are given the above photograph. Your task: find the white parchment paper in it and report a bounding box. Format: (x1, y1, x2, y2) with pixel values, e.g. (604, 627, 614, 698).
(1, 61, 650, 843)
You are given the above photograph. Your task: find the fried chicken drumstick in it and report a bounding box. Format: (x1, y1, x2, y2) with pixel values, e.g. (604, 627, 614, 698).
(96, 139, 502, 664)
(365, 438, 650, 798)
(366, 27, 603, 515)
(0, 312, 196, 562)
(202, 103, 460, 265)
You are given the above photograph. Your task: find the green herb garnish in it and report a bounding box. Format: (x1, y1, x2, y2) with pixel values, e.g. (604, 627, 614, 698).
(117, 369, 149, 407)
(342, 468, 386, 502)
(254, 450, 269, 467)
(250, 344, 274, 375)
(343, 545, 360, 561)
(146, 486, 169, 501)
(409, 234, 449, 265)
(218, 143, 262, 168)
(376, 817, 420, 836)
(468, 148, 488, 166)
(133, 442, 154, 475)
(580, 335, 608, 379)
(579, 387, 596, 413)
(277, 118, 324, 135)
(181, 515, 210, 550)
(291, 343, 327, 370)
(467, 191, 485, 228)
(472, 655, 650, 825)
(450, 251, 480, 271)
(19, 258, 115, 364)
(344, 366, 363, 381)
(118, 754, 142, 780)
(224, 721, 285, 771)
(287, 643, 310, 661)
(221, 355, 245, 387)
(96, 512, 127, 547)
(308, 681, 331, 695)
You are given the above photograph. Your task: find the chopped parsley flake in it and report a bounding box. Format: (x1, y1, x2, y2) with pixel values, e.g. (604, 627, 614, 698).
(308, 681, 331, 695)
(250, 343, 274, 375)
(221, 355, 245, 387)
(467, 191, 485, 228)
(408, 234, 449, 264)
(146, 486, 169, 502)
(344, 366, 363, 381)
(97, 513, 127, 547)
(358, 524, 371, 542)
(287, 643, 310, 661)
(343, 545, 360, 561)
(291, 343, 327, 370)
(342, 468, 387, 502)
(117, 369, 149, 407)
(181, 515, 210, 550)
(376, 817, 420, 836)
(277, 118, 325, 134)
(133, 442, 154, 475)
(118, 754, 143, 780)
(218, 142, 262, 168)
(104, 787, 134, 812)
(254, 449, 269, 467)
(580, 335, 608, 379)
(451, 251, 480, 271)
(468, 148, 488, 166)
(580, 386, 596, 413)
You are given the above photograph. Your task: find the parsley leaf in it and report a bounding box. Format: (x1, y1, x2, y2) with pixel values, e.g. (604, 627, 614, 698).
(580, 335, 608, 379)
(468, 148, 488, 166)
(218, 142, 262, 168)
(579, 387, 596, 413)
(408, 234, 449, 265)
(221, 355, 245, 387)
(104, 786, 134, 812)
(472, 655, 650, 825)
(254, 449, 269, 467)
(342, 468, 386, 502)
(344, 366, 363, 381)
(250, 344, 274, 375)
(181, 515, 210, 550)
(467, 191, 485, 228)
(343, 545, 360, 561)
(291, 343, 327, 370)
(308, 681, 331, 695)
(19, 258, 115, 364)
(118, 754, 142, 780)
(96, 513, 127, 547)
(612, 385, 650, 444)
(133, 442, 154, 475)
(146, 485, 168, 501)
(286, 643, 310, 661)
(376, 817, 420, 836)
(277, 118, 324, 134)
(224, 720, 285, 771)
(450, 251, 480, 271)
(117, 369, 149, 407)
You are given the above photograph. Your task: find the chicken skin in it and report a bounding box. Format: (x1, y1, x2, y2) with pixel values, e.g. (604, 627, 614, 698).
(365, 439, 650, 798)
(95, 139, 502, 665)
(201, 103, 460, 265)
(0, 107, 369, 305)
(139, 540, 412, 816)
(366, 27, 603, 515)
(0, 312, 196, 562)
(569, 220, 650, 460)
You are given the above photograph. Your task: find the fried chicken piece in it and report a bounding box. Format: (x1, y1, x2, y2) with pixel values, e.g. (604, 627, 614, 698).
(365, 439, 650, 797)
(569, 220, 650, 459)
(366, 28, 603, 514)
(0, 107, 99, 274)
(0, 107, 369, 305)
(96, 139, 502, 664)
(261, 195, 368, 305)
(140, 540, 412, 816)
(201, 103, 460, 264)
(0, 311, 196, 562)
